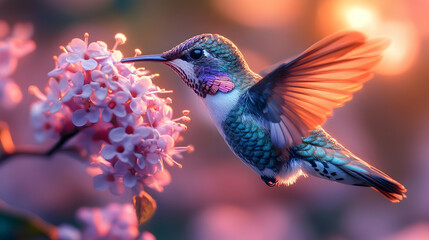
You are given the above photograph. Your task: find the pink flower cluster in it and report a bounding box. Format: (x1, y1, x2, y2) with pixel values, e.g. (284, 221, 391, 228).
(30, 33, 191, 195)
(58, 203, 156, 240)
(0, 20, 35, 108)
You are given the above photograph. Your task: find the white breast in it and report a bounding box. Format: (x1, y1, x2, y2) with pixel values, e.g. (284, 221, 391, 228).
(201, 88, 242, 136)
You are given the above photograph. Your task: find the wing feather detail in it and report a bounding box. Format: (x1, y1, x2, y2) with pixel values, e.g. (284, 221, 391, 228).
(247, 31, 390, 148)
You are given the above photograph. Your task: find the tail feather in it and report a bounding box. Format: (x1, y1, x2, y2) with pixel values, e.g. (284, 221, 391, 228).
(293, 128, 407, 202)
(351, 169, 407, 203)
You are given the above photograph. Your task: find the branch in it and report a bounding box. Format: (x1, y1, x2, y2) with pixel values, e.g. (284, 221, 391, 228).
(0, 129, 80, 165)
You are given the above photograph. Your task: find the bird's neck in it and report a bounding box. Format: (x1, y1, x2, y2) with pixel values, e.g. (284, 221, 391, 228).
(223, 59, 261, 90)
(201, 70, 261, 136)
(232, 69, 261, 90)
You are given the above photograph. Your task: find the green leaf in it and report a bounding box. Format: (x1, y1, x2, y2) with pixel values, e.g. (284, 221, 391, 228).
(0, 207, 56, 240)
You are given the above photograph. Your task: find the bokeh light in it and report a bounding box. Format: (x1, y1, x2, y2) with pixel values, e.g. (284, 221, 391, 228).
(345, 6, 378, 29)
(0, 122, 14, 153)
(317, 0, 421, 76)
(375, 20, 420, 76)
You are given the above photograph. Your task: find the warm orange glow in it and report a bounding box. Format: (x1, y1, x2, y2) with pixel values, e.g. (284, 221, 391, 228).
(316, 0, 381, 34)
(211, 0, 304, 29)
(407, 0, 429, 37)
(345, 6, 377, 29)
(279, 169, 307, 186)
(0, 122, 15, 154)
(375, 21, 420, 76)
(316, 0, 420, 76)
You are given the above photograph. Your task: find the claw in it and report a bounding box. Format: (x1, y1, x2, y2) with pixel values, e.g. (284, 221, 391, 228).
(261, 175, 278, 187)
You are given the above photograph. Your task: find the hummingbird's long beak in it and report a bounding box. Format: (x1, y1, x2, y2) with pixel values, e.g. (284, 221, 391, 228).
(120, 54, 167, 63)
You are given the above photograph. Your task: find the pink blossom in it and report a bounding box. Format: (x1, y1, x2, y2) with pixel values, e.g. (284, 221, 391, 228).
(0, 78, 22, 108)
(69, 121, 111, 156)
(77, 203, 139, 240)
(143, 169, 171, 192)
(8, 22, 35, 58)
(72, 106, 100, 127)
(113, 160, 138, 188)
(100, 93, 129, 122)
(65, 34, 109, 70)
(109, 114, 152, 144)
(29, 78, 67, 114)
(61, 72, 92, 102)
(91, 68, 121, 91)
(88, 156, 125, 195)
(58, 203, 156, 240)
(0, 20, 35, 108)
(101, 141, 133, 163)
(30, 100, 73, 142)
(120, 74, 151, 114)
(48, 52, 74, 78)
(30, 32, 191, 198)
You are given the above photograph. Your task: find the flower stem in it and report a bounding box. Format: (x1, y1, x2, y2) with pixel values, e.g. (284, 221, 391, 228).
(0, 129, 80, 164)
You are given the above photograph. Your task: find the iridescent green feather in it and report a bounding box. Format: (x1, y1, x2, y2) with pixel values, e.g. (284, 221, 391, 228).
(222, 104, 284, 173)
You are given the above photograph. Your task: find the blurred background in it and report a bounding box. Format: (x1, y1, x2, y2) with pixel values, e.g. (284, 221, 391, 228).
(0, 0, 428, 239)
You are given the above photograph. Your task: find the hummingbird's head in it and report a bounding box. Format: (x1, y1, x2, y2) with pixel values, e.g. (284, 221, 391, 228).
(121, 34, 257, 97)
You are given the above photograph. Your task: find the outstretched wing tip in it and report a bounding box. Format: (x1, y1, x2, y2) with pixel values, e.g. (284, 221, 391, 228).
(249, 31, 387, 148)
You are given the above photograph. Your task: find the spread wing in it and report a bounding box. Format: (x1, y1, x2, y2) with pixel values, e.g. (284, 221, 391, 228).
(246, 31, 390, 148)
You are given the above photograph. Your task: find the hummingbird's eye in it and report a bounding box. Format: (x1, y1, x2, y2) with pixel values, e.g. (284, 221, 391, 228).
(190, 49, 203, 60)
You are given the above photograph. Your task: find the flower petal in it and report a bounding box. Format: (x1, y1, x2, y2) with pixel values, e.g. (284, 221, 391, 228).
(146, 153, 160, 164)
(50, 100, 61, 113)
(91, 70, 105, 82)
(113, 105, 126, 118)
(135, 127, 152, 138)
(102, 108, 112, 122)
(100, 63, 116, 75)
(101, 144, 116, 160)
(65, 53, 81, 63)
(81, 58, 98, 70)
(72, 109, 88, 127)
(87, 108, 100, 123)
(136, 77, 151, 90)
(130, 98, 146, 115)
(81, 84, 93, 98)
(157, 135, 174, 149)
(48, 78, 60, 93)
(115, 91, 129, 103)
(59, 77, 69, 91)
(87, 42, 102, 52)
(113, 161, 129, 173)
(70, 38, 86, 52)
(109, 127, 126, 142)
(61, 90, 74, 102)
(72, 72, 84, 87)
(123, 174, 137, 188)
(95, 87, 108, 101)
(112, 51, 123, 62)
(118, 152, 131, 163)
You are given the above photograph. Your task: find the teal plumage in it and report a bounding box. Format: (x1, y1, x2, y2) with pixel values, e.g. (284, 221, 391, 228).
(121, 31, 407, 202)
(292, 128, 406, 202)
(222, 104, 283, 173)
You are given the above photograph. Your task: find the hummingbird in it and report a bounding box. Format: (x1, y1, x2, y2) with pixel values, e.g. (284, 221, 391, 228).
(121, 31, 407, 202)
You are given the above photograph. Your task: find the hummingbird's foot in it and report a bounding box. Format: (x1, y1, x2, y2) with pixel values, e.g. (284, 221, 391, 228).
(261, 176, 278, 187)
